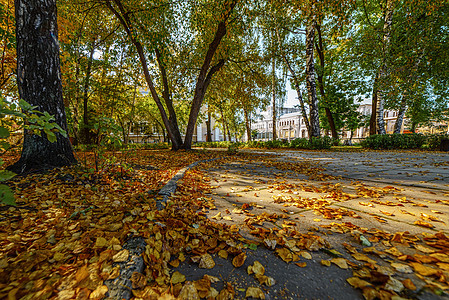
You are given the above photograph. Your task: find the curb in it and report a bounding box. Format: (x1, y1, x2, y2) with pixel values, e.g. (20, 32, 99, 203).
(156, 158, 218, 210)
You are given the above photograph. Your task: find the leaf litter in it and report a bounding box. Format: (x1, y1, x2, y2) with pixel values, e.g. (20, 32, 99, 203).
(0, 149, 448, 299)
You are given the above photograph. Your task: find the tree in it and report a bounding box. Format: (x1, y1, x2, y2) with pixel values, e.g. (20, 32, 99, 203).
(8, 0, 76, 173)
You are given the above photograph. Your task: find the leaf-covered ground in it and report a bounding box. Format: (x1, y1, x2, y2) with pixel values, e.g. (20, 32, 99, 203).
(0, 149, 448, 299)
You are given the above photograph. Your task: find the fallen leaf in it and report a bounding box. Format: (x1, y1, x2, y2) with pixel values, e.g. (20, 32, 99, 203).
(414, 220, 434, 228)
(232, 252, 247, 268)
(321, 260, 331, 267)
(402, 279, 416, 291)
(245, 287, 265, 299)
(346, 277, 371, 289)
(247, 261, 265, 276)
(331, 258, 348, 269)
(276, 248, 293, 262)
(171, 271, 186, 284)
(296, 262, 307, 268)
(410, 262, 440, 276)
(178, 281, 199, 300)
(112, 249, 129, 262)
(199, 254, 215, 269)
(391, 263, 413, 273)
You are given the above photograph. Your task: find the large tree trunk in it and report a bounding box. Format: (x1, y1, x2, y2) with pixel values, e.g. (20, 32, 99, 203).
(376, 0, 394, 135)
(305, 14, 320, 138)
(315, 24, 338, 140)
(182, 0, 238, 150)
(9, 0, 76, 174)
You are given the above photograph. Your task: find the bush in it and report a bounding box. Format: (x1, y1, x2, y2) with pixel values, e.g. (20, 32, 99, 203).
(195, 141, 237, 148)
(290, 138, 309, 149)
(309, 136, 333, 150)
(425, 134, 449, 150)
(361, 134, 426, 150)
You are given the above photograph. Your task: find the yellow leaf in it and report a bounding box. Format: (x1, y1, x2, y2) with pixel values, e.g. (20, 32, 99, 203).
(178, 281, 199, 300)
(89, 285, 108, 300)
(247, 261, 265, 276)
(245, 287, 265, 299)
(199, 254, 215, 269)
(299, 251, 312, 260)
(410, 262, 439, 276)
(414, 220, 434, 228)
(346, 277, 371, 289)
(331, 258, 348, 269)
(232, 253, 247, 268)
(276, 248, 292, 262)
(321, 260, 331, 267)
(402, 279, 416, 291)
(295, 262, 307, 268)
(171, 271, 185, 284)
(95, 237, 109, 248)
(113, 249, 129, 262)
(218, 250, 228, 259)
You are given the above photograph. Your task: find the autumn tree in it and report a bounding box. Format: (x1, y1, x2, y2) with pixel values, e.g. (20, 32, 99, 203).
(8, 0, 76, 173)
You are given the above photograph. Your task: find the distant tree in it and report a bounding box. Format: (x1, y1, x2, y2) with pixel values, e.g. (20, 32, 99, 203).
(9, 0, 76, 173)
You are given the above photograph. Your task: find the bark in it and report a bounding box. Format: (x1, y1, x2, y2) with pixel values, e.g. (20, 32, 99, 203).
(9, 0, 76, 174)
(369, 74, 379, 136)
(206, 110, 212, 142)
(105, 0, 182, 149)
(305, 15, 320, 138)
(81, 41, 95, 144)
(155, 48, 183, 148)
(376, 0, 394, 135)
(315, 24, 338, 140)
(393, 96, 406, 134)
(243, 106, 251, 142)
(271, 56, 277, 141)
(274, 28, 311, 137)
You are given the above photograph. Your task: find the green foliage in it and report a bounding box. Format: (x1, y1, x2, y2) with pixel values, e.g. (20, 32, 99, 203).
(308, 136, 333, 150)
(423, 134, 449, 150)
(196, 141, 239, 149)
(361, 134, 426, 150)
(0, 98, 67, 205)
(290, 138, 310, 149)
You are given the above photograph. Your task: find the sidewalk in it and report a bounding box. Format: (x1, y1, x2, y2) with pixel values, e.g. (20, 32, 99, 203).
(174, 149, 449, 299)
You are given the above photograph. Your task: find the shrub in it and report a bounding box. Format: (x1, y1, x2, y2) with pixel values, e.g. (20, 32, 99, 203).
(361, 134, 425, 150)
(290, 138, 309, 149)
(309, 136, 333, 150)
(425, 134, 449, 150)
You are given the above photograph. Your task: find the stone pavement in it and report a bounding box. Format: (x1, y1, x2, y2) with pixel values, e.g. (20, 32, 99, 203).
(178, 149, 449, 299)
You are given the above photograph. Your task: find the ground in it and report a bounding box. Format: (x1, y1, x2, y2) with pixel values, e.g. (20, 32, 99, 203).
(0, 148, 448, 299)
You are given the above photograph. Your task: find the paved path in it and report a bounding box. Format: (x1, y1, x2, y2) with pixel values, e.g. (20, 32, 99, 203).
(181, 149, 449, 299)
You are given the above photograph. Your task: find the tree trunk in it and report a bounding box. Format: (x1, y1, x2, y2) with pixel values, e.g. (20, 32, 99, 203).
(369, 75, 378, 136)
(271, 56, 277, 141)
(155, 48, 183, 149)
(206, 110, 212, 142)
(315, 24, 337, 140)
(393, 96, 407, 134)
(9, 0, 76, 174)
(183, 0, 238, 150)
(81, 40, 95, 144)
(243, 106, 251, 142)
(376, 0, 394, 135)
(105, 0, 182, 149)
(305, 15, 320, 138)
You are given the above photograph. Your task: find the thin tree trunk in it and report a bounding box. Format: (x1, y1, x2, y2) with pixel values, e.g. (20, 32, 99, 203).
(206, 110, 212, 142)
(9, 0, 76, 173)
(315, 24, 337, 140)
(81, 40, 95, 144)
(105, 0, 182, 149)
(369, 74, 379, 135)
(155, 48, 183, 149)
(376, 0, 394, 135)
(271, 56, 277, 141)
(243, 107, 251, 142)
(393, 96, 407, 134)
(305, 14, 320, 138)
